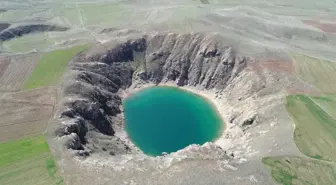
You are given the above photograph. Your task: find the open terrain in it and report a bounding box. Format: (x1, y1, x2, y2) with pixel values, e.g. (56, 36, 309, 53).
(0, 44, 88, 185)
(263, 156, 336, 185)
(24, 44, 91, 90)
(292, 54, 336, 94)
(0, 87, 56, 142)
(0, 135, 64, 185)
(286, 95, 336, 162)
(0, 0, 335, 185)
(0, 56, 10, 79)
(263, 93, 336, 185)
(262, 55, 336, 184)
(0, 54, 40, 92)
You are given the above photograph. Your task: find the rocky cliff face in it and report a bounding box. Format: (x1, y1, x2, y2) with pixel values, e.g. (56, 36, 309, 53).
(56, 33, 248, 156)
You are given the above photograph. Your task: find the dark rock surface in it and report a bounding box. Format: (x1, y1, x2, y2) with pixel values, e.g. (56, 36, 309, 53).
(0, 23, 10, 33)
(57, 33, 248, 156)
(0, 24, 69, 41)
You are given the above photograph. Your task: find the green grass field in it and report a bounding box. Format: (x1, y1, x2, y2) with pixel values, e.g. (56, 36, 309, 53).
(310, 95, 336, 120)
(0, 135, 63, 185)
(263, 156, 336, 185)
(24, 44, 91, 90)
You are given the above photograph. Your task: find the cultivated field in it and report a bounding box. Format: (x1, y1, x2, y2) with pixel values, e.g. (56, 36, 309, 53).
(0, 56, 10, 79)
(0, 54, 40, 92)
(0, 50, 74, 184)
(0, 87, 57, 142)
(0, 44, 91, 185)
(0, 135, 64, 185)
(24, 44, 91, 90)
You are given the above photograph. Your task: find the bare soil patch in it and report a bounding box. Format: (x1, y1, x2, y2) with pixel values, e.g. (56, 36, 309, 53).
(0, 56, 10, 79)
(0, 87, 56, 142)
(247, 58, 295, 74)
(302, 20, 336, 33)
(286, 87, 323, 96)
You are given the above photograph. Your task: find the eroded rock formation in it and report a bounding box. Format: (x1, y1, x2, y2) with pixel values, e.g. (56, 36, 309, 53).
(0, 23, 10, 33)
(0, 24, 69, 41)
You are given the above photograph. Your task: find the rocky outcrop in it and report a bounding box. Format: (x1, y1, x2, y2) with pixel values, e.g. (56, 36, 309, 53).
(0, 23, 10, 33)
(56, 33, 248, 156)
(0, 24, 68, 41)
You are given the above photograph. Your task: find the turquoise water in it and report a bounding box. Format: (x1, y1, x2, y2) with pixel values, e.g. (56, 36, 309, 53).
(123, 86, 224, 156)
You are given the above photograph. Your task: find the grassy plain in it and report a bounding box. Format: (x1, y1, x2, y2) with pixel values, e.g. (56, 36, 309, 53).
(0, 135, 63, 185)
(24, 44, 91, 90)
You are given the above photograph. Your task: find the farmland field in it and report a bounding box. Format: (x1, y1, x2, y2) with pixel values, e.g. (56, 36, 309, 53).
(0, 43, 87, 185)
(0, 135, 64, 185)
(0, 54, 40, 92)
(23, 44, 91, 90)
(0, 57, 10, 79)
(0, 87, 57, 142)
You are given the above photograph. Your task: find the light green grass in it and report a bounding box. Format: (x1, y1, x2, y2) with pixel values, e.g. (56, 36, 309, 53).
(286, 95, 336, 162)
(23, 44, 91, 90)
(292, 54, 336, 94)
(263, 156, 336, 185)
(0, 135, 64, 185)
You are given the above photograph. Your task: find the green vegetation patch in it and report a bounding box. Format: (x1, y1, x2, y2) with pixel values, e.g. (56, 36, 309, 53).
(310, 95, 336, 120)
(24, 44, 91, 90)
(286, 95, 336, 162)
(292, 54, 336, 94)
(0, 135, 64, 185)
(263, 156, 336, 185)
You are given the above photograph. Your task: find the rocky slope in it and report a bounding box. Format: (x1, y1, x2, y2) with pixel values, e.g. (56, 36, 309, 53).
(54, 33, 248, 156)
(0, 24, 69, 41)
